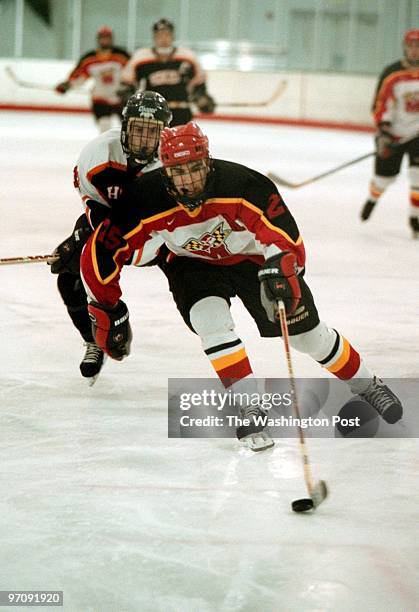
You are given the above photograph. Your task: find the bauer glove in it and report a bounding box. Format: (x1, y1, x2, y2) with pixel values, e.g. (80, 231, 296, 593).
(258, 252, 301, 320)
(88, 300, 132, 360)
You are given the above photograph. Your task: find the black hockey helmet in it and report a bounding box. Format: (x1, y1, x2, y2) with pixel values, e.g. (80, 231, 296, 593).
(152, 18, 174, 34)
(120, 91, 172, 163)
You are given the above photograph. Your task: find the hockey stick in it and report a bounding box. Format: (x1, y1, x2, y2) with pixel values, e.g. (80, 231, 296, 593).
(268, 133, 419, 189)
(277, 299, 328, 512)
(5, 66, 87, 94)
(218, 80, 287, 108)
(0, 254, 58, 266)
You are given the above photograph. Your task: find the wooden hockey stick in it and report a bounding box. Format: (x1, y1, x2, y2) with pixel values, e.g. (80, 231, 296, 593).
(218, 80, 287, 108)
(268, 151, 374, 189)
(5, 66, 87, 94)
(268, 133, 419, 189)
(0, 254, 58, 266)
(277, 299, 328, 512)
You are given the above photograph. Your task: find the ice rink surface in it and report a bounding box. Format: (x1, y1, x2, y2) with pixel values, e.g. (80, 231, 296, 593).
(0, 111, 418, 611)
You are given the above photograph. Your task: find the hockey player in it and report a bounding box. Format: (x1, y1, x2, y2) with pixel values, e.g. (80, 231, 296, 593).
(50, 92, 172, 384)
(119, 18, 215, 126)
(360, 29, 419, 237)
(55, 26, 130, 132)
(80, 122, 403, 451)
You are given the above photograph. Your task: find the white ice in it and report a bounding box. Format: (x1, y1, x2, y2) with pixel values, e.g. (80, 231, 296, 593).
(0, 111, 418, 612)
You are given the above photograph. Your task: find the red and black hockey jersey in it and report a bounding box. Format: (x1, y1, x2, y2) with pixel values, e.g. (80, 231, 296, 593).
(121, 46, 205, 104)
(68, 46, 130, 104)
(81, 160, 305, 306)
(372, 60, 419, 139)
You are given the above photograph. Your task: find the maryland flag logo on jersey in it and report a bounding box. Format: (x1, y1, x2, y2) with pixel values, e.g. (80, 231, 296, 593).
(182, 222, 232, 258)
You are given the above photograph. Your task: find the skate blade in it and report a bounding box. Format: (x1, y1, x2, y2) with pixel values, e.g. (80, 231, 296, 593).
(241, 431, 275, 452)
(86, 374, 100, 387)
(83, 355, 107, 387)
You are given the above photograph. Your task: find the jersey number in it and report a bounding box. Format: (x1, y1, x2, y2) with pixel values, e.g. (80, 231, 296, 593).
(266, 194, 286, 220)
(97, 220, 125, 250)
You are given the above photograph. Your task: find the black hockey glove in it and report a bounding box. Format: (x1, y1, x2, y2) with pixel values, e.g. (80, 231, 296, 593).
(258, 252, 302, 321)
(50, 224, 92, 275)
(375, 122, 397, 159)
(195, 94, 216, 113)
(190, 83, 216, 113)
(88, 300, 132, 360)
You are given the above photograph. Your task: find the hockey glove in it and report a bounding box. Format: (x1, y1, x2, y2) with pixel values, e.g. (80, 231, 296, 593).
(375, 123, 397, 159)
(50, 225, 92, 275)
(55, 81, 71, 94)
(88, 300, 132, 360)
(258, 252, 301, 320)
(195, 94, 216, 114)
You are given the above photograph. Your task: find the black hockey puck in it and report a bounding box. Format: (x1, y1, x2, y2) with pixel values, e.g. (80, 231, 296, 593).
(291, 498, 314, 513)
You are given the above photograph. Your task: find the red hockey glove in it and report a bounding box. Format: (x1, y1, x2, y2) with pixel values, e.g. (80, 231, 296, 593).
(258, 252, 301, 320)
(55, 81, 71, 94)
(88, 300, 132, 360)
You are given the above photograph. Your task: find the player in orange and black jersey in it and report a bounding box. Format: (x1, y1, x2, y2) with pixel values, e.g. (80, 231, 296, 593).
(119, 19, 215, 126)
(55, 26, 130, 132)
(49, 92, 172, 385)
(360, 29, 419, 236)
(81, 122, 403, 451)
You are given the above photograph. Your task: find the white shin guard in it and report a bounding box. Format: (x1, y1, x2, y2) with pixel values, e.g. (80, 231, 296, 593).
(288, 321, 337, 361)
(189, 296, 238, 351)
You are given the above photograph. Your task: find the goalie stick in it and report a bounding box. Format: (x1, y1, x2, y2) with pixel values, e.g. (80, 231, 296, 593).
(0, 254, 58, 266)
(5, 66, 87, 94)
(218, 80, 287, 108)
(277, 299, 328, 513)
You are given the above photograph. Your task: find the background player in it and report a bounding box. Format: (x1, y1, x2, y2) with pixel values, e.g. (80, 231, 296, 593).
(119, 18, 215, 126)
(360, 29, 419, 237)
(50, 92, 172, 384)
(80, 122, 403, 450)
(55, 26, 130, 132)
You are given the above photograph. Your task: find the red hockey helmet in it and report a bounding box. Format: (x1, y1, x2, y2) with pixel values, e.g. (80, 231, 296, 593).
(159, 122, 209, 167)
(159, 123, 212, 211)
(403, 29, 419, 66)
(97, 25, 113, 38)
(404, 29, 419, 45)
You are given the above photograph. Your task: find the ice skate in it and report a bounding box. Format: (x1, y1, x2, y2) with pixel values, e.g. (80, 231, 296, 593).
(359, 377, 403, 424)
(409, 216, 419, 239)
(360, 199, 377, 221)
(80, 342, 105, 386)
(236, 405, 274, 452)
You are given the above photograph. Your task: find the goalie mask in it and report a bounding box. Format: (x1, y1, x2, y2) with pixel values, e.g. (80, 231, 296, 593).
(120, 91, 172, 164)
(159, 122, 213, 211)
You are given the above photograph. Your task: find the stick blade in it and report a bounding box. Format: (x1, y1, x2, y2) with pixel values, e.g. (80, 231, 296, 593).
(311, 480, 328, 508)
